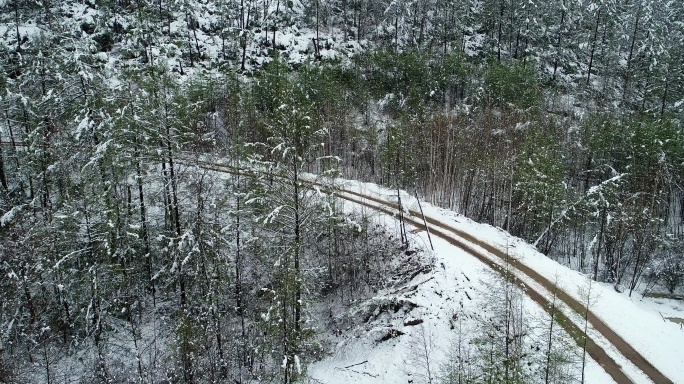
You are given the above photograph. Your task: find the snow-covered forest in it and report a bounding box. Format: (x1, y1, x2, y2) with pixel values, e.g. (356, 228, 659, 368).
(1, 0, 683, 382)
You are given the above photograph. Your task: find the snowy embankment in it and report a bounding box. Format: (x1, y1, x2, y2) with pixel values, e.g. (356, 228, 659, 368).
(308, 179, 626, 383)
(406, 195, 684, 384)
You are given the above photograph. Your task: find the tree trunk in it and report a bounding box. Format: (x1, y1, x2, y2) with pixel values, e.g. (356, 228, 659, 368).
(136, 156, 154, 302)
(660, 71, 669, 117)
(580, 281, 593, 384)
(622, 2, 642, 104)
(552, 0, 566, 82)
(0, 143, 8, 190)
(272, 0, 280, 50)
(293, 160, 301, 335)
(545, 286, 558, 383)
(586, 8, 601, 86)
(14, 0, 22, 52)
(497, 0, 504, 62)
(593, 207, 606, 281)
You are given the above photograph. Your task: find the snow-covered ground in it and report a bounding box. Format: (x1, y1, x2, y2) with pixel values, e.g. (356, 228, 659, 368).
(308, 179, 684, 383)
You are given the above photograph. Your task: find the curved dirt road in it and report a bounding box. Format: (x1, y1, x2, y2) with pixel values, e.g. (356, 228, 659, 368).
(190, 159, 673, 384)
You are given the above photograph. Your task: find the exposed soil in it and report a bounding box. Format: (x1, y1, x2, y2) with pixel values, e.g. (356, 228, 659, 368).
(643, 292, 684, 301)
(666, 317, 684, 326)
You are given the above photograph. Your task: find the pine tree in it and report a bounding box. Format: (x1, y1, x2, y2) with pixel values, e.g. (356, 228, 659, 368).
(245, 57, 336, 382)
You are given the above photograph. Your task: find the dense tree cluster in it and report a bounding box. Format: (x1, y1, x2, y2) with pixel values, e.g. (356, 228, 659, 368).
(1, 0, 684, 382)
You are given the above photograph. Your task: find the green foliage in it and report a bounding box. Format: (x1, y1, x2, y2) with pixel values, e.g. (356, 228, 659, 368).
(434, 52, 470, 97)
(579, 115, 684, 283)
(170, 312, 203, 382)
(485, 61, 542, 110)
(472, 271, 531, 384)
(380, 119, 420, 188)
(586, 115, 684, 208)
(514, 130, 568, 241)
(299, 63, 352, 117)
(657, 243, 684, 294)
(254, 57, 292, 115)
(361, 49, 436, 114)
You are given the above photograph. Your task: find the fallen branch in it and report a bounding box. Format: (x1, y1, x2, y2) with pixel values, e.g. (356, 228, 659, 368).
(343, 360, 368, 369)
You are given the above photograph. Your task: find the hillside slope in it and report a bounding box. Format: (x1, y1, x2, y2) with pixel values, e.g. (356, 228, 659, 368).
(309, 180, 684, 383)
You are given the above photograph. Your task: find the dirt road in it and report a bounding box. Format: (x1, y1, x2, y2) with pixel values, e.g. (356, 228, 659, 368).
(191, 158, 673, 384)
